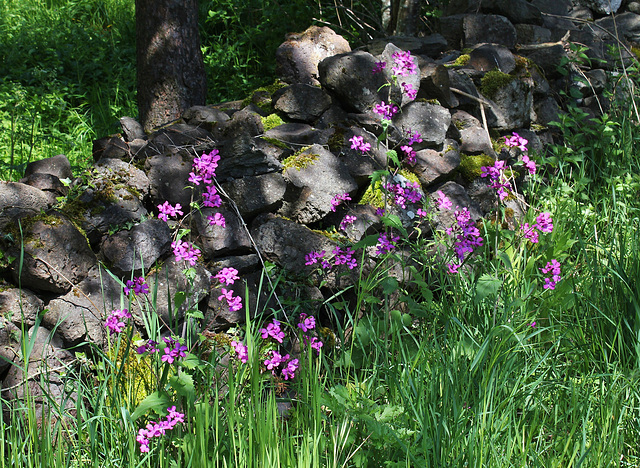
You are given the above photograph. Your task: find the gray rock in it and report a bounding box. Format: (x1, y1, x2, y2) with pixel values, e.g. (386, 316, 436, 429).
(477, 0, 543, 25)
(19, 173, 67, 205)
(448, 69, 483, 108)
(418, 63, 453, 107)
(451, 111, 495, 155)
(280, 144, 358, 224)
(378, 43, 421, 108)
(276, 26, 351, 86)
(263, 123, 334, 147)
(630, 2, 640, 14)
(0, 182, 52, 230)
(92, 135, 130, 162)
(430, 181, 483, 230)
(483, 78, 533, 130)
(221, 107, 265, 140)
(391, 101, 452, 147)
(468, 44, 515, 73)
(413, 140, 462, 186)
(43, 264, 121, 348)
(519, 44, 567, 78)
(0, 319, 20, 370)
(221, 172, 287, 218)
(182, 105, 230, 132)
(8, 213, 96, 294)
(463, 14, 517, 49)
(318, 50, 389, 113)
(339, 205, 383, 242)
(367, 35, 448, 57)
(339, 128, 388, 184)
(251, 213, 338, 274)
(101, 219, 171, 276)
(139, 123, 215, 159)
(0, 287, 43, 328)
(578, 0, 622, 14)
(194, 207, 253, 258)
(146, 152, 195, 210)
(119, 116, 146, 142)
(23, 154, 72, 181)
(218, 134, 285, 180)
(273, 84, 332, 122)
(439, 15, 466, 50)
(532, 96, 561, 126)
(515, 24, 552, 44)
(94, 158, 150, 198)
(595, 12, 640, 43)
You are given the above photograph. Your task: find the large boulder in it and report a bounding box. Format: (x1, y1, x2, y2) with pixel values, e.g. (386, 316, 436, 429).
(7, 213, 96, 294)
(276, 26, 351, 86)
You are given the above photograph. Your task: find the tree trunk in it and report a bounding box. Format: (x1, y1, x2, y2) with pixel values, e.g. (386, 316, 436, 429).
(382, 0, 422, 36)
(136, 0, 207, 133)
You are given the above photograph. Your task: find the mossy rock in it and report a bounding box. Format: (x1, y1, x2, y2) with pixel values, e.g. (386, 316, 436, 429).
(359, 170, 421, 208)
(480, 70, 515, 99)
(261, 114, 286, 132)
(459, 154, 495, 181)
(282, 146, 318, 170)
(452, 54, 470, 67)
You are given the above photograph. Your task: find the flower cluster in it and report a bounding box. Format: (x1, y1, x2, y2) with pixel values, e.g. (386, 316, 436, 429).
(305, 246, 358, 270)
(230, 340, 248, 363)
(340, 214, 357, 231)
(373, 101, 399, 120)
(521, 212, 554, 244)
(189, 149, 220, 186)
(161, 336, 188, 364)
(105, 309, 131, 335)
(349, 135, 371, 153)
(136, 339, 158, 354)
(391, 50, 418, 77)
(124, 276, 149, 296)
(157, 202, 183, 222)
(298, 313, 323, 354)
(401, 82, 418, 100)
(213, 267, 243, 312)
(481, 160, 511, 201)
(504, 132, 536, 175)
(540, 259, 562, 290)
(445, 207, 484, 274)
(330, 192, 351, 212)
(136, 406, 184, 453)
(372, 61, 386, 74)
(260, 319, 286, 343)
(376, 232, 400, 255)
(434, 190, 453, 210)
(382, 181, 422, 209)
(171, 239, 201, 266)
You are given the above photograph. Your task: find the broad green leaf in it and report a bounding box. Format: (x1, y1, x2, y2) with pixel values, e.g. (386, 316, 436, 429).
(131, 391, 171, 421)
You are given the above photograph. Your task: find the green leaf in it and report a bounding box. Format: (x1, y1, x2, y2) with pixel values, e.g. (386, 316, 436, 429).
(382, 214, 406, 236)
(353, 234, 382, 250)
(387, 149, 400, 167)
(169, 373, 195, 400)
(475, 274, 502, 302)
(131, 391, 171, 421)
(173, 291, 187, 310)
(381, 276, 398, 295)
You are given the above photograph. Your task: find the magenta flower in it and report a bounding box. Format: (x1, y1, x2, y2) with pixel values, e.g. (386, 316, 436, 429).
(308, 336, 323, 354)
(282, 357, 299, 380)
(230, 340, 248, 363)
(305, 250, 326, 266)
(521, 222, 540, 244)
(435, 190, 453, 210)
(202, 184, 222, 208)
(259, 320, 285, 343)
(522, 154, 536, 175)
(376, 232, 400, 255)
(332, 246, 358, 270)
(417, 208, 428, 218)
(124, 277, 149, 296)
(540, 259, 562, 290)
(214, 267, 240, 286)
(504, 132, 528, 152)
(137, 340, 158, 354)
(400, 145, 416, 165)
(535, 212, 553, 233)
(340, 215, 357, 231)
(264, 350, 286, 372)
(171, 239, 201, 266)
(105, 309, 131, 335)
(218, 288, 243, 313)
(349, 135, 372, 153)
(330, 193, 351, 212)
(391, 50, 417, 77)
(446, 207, 483, 263)
(406, 131, 423, 146)
(401, 82, 418, 100)
(446, 263, 461, 275)
(136, 406, 185, 453)
(161, 336, 187, 364)
(298, 313, 316, 332)
(373, 101, 399, 120)
(207, 212, 226, 227)
(372, 61, 386, 74)
(157, 201, 184, 222)
(190, 149, 221, 186)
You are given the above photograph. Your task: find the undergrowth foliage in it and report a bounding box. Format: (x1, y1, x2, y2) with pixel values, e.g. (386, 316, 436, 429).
(2, 2, 640, 467)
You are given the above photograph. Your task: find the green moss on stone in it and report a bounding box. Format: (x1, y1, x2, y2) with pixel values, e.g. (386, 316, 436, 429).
(481, 70, 515, 99)
(451, 54, 470, 67)
(459, 153, 495, 181)
(261, 114, 285, 131)
(282, 146, 318, 170)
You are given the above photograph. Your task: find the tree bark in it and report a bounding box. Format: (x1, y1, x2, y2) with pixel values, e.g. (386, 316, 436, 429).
(136, 0, 207, 133)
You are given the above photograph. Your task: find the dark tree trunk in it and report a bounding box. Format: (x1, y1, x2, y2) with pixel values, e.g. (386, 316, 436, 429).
(382, 0, 422, 35)
(136, 0, 207, 132)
